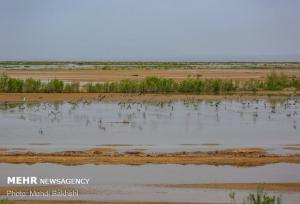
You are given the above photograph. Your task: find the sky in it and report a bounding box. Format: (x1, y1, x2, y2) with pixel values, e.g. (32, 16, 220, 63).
(0, 0, 300, 61)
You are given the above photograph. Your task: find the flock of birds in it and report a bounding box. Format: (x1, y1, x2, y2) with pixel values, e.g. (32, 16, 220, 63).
(1, 98, 299, 136)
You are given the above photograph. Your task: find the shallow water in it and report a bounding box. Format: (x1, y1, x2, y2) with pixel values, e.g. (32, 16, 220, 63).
(2, 163, 300, 185)
(0, 99, 299, 152)
(0, 163, 300, 203)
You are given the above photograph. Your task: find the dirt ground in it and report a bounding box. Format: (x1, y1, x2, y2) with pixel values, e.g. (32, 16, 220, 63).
(2, 183, 299, 196)
(1, 68, 300, 82)
(1, 148, 300, 167)
(0, 92, 299, 104)
(150, 183, 300, 192)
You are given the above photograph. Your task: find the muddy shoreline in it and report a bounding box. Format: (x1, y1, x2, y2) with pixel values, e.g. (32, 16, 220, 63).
(0, 92, 299, 104)
(151, 183, 300, 192)
(2, 183, 300, 196)
(1, 148, 299, 167)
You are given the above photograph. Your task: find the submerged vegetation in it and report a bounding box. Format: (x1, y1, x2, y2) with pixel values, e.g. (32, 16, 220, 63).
(0, 71, 300, 93)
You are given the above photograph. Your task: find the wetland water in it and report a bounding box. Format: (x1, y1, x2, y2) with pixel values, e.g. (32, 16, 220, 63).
(0, 99, 299, 152)
(0, 98, 300, 203)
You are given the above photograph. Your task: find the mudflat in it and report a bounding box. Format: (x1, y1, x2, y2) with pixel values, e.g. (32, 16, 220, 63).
(152, 183, 300, 192)
(1, 68, 300, 82)
(1, 148, 300, 167)
(0, 92, 299, 104)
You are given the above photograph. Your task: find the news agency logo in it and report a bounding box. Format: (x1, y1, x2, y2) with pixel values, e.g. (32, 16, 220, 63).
(7, 176, 90, 185)
(6, 177, 87, 198)
(7, 177, 38, 185)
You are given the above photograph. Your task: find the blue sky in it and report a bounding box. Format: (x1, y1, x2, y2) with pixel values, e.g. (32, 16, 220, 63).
(0, 0, 300, 61)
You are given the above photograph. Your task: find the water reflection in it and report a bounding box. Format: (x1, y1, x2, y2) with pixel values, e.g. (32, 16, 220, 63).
(0, 99, 299, 151)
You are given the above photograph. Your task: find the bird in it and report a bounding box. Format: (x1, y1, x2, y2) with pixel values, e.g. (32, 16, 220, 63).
(48, 110, 60, 118)
(38, 129, 44, 135)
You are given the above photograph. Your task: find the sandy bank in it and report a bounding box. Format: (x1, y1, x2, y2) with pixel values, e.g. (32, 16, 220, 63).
(0, 148, 300, 167)
(152, 183, 300, 192)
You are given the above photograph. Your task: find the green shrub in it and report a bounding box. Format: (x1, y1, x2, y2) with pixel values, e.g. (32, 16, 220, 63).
(84, 83, 96, 93)
(265, 71, 289, 90)
(157, 78, 177, 92)
(290, 77, 300, 89)
(0, 74, 9, 92)
(243, 80, 264, 91)
(179, 79, 204, 93)
(42, 79, 64, 93)
(142, 77, 176, 93)
(143, 77, 161, 92)
(63, 82, 80, 93)
(1, 72, 299, 93)
(229, 191, 236, 204)
(243, 189, 281, 204)
(7, 78, 23, 93)
(84, 77, 177, 93)
(23, 78, 42, 93)
(118, 80, 140, 93)
(222, 80, 237, 92)
(206, 79, 222, 93)
(229, 188, 281, 204)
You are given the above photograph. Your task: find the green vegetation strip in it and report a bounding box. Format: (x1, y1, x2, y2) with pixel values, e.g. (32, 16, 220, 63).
(0, 72, 300, 93)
